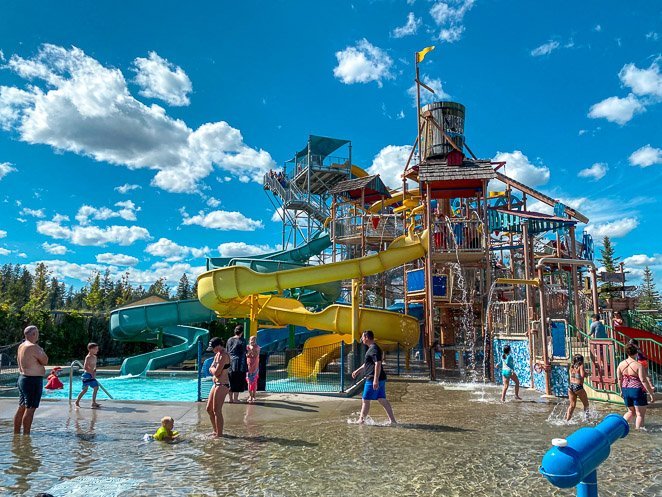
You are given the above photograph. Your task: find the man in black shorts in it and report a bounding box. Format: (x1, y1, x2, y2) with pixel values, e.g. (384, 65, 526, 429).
(14, 325, 49, 435)
(351, 330, 397, 425)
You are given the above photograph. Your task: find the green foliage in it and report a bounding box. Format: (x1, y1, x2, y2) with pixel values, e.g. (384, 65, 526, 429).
(638, 266, 661, 311)
(148, 277, 171, 300)
(598, 236, 621, 299)
(176, 273, 191, 300)
(84, 272, 104, 311)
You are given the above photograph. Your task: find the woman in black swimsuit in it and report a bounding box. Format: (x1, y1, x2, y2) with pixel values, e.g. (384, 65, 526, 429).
(565, 354, 590, 421)
(206, 337, 231, 437)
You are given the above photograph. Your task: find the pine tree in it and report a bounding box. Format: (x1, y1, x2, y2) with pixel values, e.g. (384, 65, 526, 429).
(115, 272, 134, 307)
(638, 266, 661, 310)
(148, 277, 171, 299)
(176, 273, 191, 300)
(598, 236, 621, 299)
(22, 262, 50, 321)
(84, 272, 104, 311)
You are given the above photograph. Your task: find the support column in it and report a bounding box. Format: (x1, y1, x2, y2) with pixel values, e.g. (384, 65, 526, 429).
(569, 226, 582, 331)
(351, 278, 361, 370)
(522, 220, 536, 387)
(249, 294, 259, 338)
(538, 265, 552, 396)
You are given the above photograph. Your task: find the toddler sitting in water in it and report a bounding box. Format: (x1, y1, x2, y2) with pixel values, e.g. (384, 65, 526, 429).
(153, 416, 180, 442)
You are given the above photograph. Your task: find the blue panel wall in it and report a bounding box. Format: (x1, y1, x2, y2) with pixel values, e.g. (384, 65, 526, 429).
(492, 338, 531, 388)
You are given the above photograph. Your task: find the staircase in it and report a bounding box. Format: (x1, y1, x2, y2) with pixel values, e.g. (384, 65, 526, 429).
(264, 173, 329, 223)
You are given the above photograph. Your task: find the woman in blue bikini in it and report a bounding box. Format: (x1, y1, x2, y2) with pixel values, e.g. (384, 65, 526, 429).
(565, 354, 589, 421)
(500, 345, 522, 402)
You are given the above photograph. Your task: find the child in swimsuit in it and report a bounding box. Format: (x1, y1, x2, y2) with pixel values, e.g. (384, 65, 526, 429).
(153, 416, 179, 442)
(565, 354, 589, 421)
(500, 345, 522, 402)
(75, 343, 101, 408)
(246, 336, 260, 404)
(45, 367, 64, 390)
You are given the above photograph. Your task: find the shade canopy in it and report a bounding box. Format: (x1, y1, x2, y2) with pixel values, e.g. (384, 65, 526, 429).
(287, 135, 350, 162)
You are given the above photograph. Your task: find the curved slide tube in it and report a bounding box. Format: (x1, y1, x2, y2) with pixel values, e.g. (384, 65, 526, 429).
(288, 334, 353, 378)
(198, 230, 428, 379)
(110, 299, 216, 376)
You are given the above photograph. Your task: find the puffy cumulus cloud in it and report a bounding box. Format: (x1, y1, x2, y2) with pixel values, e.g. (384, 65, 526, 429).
(217, 242, 279, 258)
(26, 259, 205, 287)
(623, 254, 659, 267)
(577, 162, 608, 181)
(585, 217, 639, 239)
(0, 229, 6, 238)
(588, 94, 644, 125)
(0, 247, 11, 255)
(132, 51, 192, 107)
(18, 252, 27, 258)
(490, 151, 550, 191)
(145, 237, 209, 262)
(392, 13, 421, 38)
(0, 44, 275, 193)
(42, 242, 69, 255)
(20, 207, 45, 218)
(75, 200, 140, 225)
(618, 59, 662, 98)
(429, 0, 475, 43)
(407, 75, 450, 107)
(37, 219, 151, 246)
(0, 161, 17, 180)
(206, 197, 221, 208)
(114, 183, 141, 194)
(530, 40, 560, 57)
(333, 39, 394, 87)
(95, 252, 140, 266)
(367, 145, 413, 190)
(629, 144, 661, 167)
(181, 209, 264, 231)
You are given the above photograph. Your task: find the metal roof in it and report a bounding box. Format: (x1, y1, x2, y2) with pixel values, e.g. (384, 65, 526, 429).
(287, 135, 350, 162)
(328, 174, 391, 201)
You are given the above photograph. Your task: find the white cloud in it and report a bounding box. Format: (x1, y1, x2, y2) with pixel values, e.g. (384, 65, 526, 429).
(42, 242, 69, 255)
(392, 13, 421, 38)
(594, 25, 602, 32)
(629, 144, 662, 167)
(20, 207, 45, 218)
(0, 229, 6, 238)
(333, 39, 394, 87)
(37, 220, 151, 246)
(530, 40, 560, 57)
(271, 207, 284, 223)
(114, 183, 141, 194)
(491, 151, 550, 190)
(133, 51, 192, 107)
(429, 0, 475, 43)
(577, 162, 608, 181)
(52, 214, 69, 223)
(206, 196, 221, 208)
(0, 44, 275, 193)
(623, 254, 659, 267)
(96, 252, 140, 266)
(0, 247, 10, 255)
(646, 32, 659, 41)
(367, 145, 413, 190)
(75, 200, 140, 225)
(26, 258, 205, 287)
(18, 253, 27, 258)
(587, 94, 644, 125)
(181, 209, 264, 231)
(217, 242, 279, 258)
(0, 162, 17, 180)
(145, 237, 209, 262)
(619, 59, 662, 98)
(585, 217, 639, 238)
(407, 75, 450, 107)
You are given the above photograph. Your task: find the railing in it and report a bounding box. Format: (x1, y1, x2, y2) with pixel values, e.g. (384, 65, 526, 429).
(68, 360, 113, 401)
(431, 219, 484, 253)
(490, 300, 528, 337)
(333, 214, 404, 241)
(294, 154, 350, 175)
(263, 173, 329, 221)
(567, 324, 623, 396)
(610, 326, 662, 391)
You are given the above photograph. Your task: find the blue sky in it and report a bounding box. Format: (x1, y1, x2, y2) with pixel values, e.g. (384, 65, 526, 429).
(0, 0, 660, 289)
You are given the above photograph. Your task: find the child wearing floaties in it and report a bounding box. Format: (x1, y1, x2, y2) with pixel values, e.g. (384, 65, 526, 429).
(153, 416, 179, 442)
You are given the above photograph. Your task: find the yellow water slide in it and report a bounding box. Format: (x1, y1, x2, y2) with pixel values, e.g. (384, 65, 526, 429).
(197, 230, 428, 375)
(368, 188, 420, 213)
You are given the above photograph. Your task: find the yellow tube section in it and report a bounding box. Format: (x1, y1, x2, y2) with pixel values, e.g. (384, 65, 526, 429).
(368, 188, 420, 213)
(287, 334, 353, 378)
(198, 230, 428, 302)
(351, 165, 369, 178)
(494, 278, 540, 287)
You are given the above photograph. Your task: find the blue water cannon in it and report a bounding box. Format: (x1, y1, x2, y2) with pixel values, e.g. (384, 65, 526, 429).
(539, 414, 629, 497)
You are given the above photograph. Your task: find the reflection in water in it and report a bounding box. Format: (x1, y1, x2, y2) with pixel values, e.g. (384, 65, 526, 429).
(5, 435, 41, 495)
(0, 382, 659, 496)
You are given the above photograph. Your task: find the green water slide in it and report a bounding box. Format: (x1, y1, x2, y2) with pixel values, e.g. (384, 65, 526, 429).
(110, 299, 216, 376)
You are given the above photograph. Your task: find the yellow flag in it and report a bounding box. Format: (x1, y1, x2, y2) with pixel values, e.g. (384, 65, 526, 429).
(416, 46, 435, 63)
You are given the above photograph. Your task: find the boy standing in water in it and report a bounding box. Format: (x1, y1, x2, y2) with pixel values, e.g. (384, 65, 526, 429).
(351, 330, 396, 425)
(75, 343, 101, 409)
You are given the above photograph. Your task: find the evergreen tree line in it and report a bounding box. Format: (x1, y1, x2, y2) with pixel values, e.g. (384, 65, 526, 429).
(0, 262, 201, 362)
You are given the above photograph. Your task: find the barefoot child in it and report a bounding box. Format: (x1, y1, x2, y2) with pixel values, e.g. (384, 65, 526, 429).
(565, 354, 589, 421)
(153, 416, 179, 442)
(246, 336, 260, 403)
(75, 343, 101, 408)
(500, 345, 522, 402)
